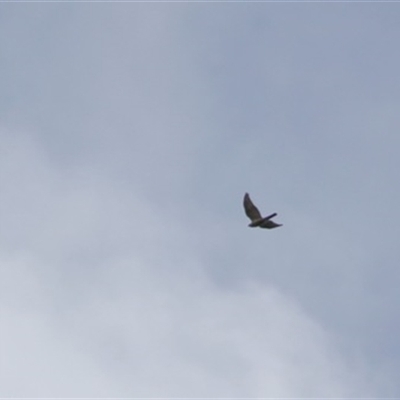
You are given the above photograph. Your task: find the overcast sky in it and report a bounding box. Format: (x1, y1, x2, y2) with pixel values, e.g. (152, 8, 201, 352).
(1, 3, 400, 398)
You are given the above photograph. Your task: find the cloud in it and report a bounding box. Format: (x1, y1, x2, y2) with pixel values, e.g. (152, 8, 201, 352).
(1, 5, 400, 397)
(0, 130, 389, 397)
(0, 265, 124, 397)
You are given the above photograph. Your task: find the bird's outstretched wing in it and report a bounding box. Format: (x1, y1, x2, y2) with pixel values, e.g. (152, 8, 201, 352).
(243, 193, 262, 222)
(264, 212, 278, 220)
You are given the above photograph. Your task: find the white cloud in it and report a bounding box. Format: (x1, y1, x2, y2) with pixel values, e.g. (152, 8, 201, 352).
(1, 5, 400, 397)
(0, 131, 388, 397)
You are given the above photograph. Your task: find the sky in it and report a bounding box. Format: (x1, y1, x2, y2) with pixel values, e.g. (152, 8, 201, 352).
(1, 2, 400, 398)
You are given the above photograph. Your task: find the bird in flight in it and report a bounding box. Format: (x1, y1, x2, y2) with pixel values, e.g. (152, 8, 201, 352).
(243, 193, 282, 229)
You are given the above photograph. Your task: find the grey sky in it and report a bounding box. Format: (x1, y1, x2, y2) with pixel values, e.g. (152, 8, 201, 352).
(1, 3, 400, 397)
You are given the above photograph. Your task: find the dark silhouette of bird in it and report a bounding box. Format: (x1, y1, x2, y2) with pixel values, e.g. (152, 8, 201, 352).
(243, 193, 282, 229)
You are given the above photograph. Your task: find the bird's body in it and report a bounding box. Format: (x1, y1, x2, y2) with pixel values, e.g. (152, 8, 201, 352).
(243, 193, 282, 229)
